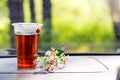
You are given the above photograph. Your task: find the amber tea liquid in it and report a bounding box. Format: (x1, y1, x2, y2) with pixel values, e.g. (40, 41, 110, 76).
(16, 34, 39, 68)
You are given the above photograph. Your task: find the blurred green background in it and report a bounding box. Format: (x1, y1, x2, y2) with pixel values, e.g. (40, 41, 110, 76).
(0, 0, 118, 52)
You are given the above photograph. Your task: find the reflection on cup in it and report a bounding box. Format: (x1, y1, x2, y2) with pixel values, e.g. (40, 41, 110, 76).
(12, 23, 42, 68)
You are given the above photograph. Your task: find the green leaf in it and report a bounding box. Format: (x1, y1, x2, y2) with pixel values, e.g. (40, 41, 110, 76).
(56, 49, 64, 56)
(42, 57, 48, 66)
(39, 56, 48, 66)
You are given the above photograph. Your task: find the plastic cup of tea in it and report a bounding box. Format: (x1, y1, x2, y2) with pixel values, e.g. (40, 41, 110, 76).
(12, 23, 42, 68)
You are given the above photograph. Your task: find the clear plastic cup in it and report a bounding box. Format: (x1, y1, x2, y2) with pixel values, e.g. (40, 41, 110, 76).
(12, 23, 42, 68)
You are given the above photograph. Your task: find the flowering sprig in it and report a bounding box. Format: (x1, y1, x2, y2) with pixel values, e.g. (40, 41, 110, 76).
(38, 47, 69, 72)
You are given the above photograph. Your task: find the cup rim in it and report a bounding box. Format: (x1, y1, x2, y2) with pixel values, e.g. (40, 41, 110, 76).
(12, 22, 43, 27)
